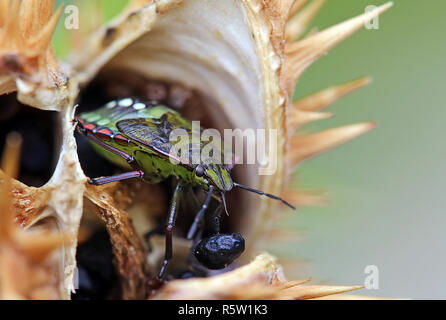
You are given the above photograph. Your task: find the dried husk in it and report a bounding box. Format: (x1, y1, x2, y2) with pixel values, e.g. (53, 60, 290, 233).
(0, 0, 392, 299)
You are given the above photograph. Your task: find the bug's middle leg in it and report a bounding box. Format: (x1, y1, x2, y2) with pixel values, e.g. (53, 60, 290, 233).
(89, 170, 144, 185)
(158, 182, 183, 279)
(77, 128, 146, 185)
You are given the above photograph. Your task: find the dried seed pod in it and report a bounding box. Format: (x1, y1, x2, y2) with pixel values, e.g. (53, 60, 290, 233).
(0, 0, 392, 299)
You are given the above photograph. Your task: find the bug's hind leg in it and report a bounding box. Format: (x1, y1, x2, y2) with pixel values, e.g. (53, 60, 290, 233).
(158, 182, 183, 279)
(89, 170, 144, 185)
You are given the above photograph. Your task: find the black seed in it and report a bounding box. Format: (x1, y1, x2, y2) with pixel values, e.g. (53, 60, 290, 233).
(194, 233, 245, 270)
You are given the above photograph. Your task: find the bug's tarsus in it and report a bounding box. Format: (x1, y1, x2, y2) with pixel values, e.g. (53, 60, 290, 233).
(187, 185, 214, 240)
(233, 182, 296, 210)
(158, 183, 183, 279)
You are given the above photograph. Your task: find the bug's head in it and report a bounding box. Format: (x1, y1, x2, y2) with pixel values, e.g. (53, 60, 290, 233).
(194, 164, 233, 192)
(194, 233, 245, 269)
(195, 162, 296, 215)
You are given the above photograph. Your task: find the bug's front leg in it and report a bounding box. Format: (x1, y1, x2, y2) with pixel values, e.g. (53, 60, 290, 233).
(158, 182, 183, 279)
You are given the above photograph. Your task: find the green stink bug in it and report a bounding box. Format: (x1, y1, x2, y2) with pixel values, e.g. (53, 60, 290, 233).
(74, 97, 295, 279)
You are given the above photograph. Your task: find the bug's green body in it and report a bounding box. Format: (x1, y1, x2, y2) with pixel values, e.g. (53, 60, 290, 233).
(76, 98, 233, 191)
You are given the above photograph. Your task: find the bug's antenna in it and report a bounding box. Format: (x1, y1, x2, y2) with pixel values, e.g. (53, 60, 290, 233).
(233, 182, 296, 210)
(221, 192, 229, 216)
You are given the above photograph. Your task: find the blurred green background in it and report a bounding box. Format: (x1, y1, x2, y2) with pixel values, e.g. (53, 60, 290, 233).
(283, 0, 446, 299)
(53, 0, 445, 298)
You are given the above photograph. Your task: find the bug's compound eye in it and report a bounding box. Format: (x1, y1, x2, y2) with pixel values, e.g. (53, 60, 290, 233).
(194, 233, 245, 269)
(195, 165, 205, 177)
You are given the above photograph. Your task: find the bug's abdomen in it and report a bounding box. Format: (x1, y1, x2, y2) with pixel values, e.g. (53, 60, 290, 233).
(76, 117, 196, 185)
(78, 98, 173, 131)
(77, 98, 200, 185)
(134, 150, 195, 184)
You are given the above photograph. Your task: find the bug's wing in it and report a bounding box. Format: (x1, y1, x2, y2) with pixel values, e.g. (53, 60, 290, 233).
(116, 114, 194, 167)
